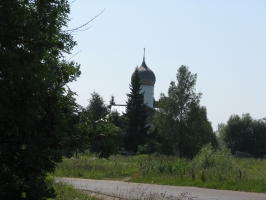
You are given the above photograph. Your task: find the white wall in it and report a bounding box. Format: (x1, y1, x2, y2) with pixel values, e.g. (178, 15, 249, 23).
(140, 85, 154, 108)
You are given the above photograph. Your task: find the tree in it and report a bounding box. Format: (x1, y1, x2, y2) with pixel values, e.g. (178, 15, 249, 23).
(0, 1, 108, 199)
(107, 111, 126, 150)
(251, 118, 266, 156)
(107, 95, 116, 111)
(215, 123, 227, 148)
(67, 106, 118, 159)
(87, 91, 108, 121)
(221, 114, 266, 157)
(223, 114, 253, 154)
(153, 66, 216, 157)
(185, 104, 217, 157)
(124, 68, 149, 152)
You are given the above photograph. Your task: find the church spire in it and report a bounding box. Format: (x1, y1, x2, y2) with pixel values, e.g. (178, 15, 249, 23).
(143, 48, 145, 62)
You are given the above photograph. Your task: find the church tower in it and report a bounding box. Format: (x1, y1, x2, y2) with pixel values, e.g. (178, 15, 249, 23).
(131, 49, 156, 108)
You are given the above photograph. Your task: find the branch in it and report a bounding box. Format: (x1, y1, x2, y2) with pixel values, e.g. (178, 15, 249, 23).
(67, 50, 81, 62)
(65, 9, 104, 32)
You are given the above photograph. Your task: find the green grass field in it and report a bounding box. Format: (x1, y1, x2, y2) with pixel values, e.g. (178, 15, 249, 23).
(54, 148, 266, 193)
(48, 182, 100, 200)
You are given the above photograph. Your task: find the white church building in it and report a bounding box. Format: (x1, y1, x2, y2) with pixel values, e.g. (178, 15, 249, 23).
(111, 49, 157, 125)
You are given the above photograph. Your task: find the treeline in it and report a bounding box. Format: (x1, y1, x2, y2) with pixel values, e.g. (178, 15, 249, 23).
(217, 114, 266, 157)
(87, 66, 217, 159)
(89, 65, 266, 159)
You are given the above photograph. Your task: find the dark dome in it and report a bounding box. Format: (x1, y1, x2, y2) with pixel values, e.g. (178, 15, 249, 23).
(132, 59, 156, 86)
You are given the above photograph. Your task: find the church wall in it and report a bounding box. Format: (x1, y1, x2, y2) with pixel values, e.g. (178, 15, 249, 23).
(140, 85, 154, 108)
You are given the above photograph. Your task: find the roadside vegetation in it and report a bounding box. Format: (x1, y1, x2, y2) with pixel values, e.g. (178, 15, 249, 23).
(54, 146, 266, 193)
(49, 183, 99, 200)
(55, 154, 140, 180)
(45, 175, 99, 200)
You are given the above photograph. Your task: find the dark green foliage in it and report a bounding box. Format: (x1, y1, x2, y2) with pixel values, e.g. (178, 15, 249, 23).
(86, 91, 108, 121)
(0, 0, 81, 199)
(0, 0, 117, 199)
(85, 92, 118, 156)
(124, 68, 149, 152)
(88, 120, 119, 158)
(107, 111, 126, 147)
(137, 127, 163, 154)
(67, 107, 118, 159)
(107, 95, 116, 111)
(153, 66, 216, 158)
(221, 114, 266, 157)
(108, 111, 121, 127)
(216, 123, 227, 149)
(185, 104, 218, 157)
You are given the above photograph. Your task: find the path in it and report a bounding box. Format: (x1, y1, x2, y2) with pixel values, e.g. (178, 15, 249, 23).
(56, 177, 266, 200)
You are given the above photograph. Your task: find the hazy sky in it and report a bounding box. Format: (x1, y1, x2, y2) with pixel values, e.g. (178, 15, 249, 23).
(66, 1, 266, 131)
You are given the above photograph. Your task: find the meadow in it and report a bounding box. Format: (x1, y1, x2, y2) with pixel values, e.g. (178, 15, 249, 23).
(54, 146, 266, 193)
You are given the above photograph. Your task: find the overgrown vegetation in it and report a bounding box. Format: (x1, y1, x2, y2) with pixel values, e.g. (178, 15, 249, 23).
(50, 183, 99, 200)
(55, 147, 266, 193)
(55, 155, 140, 179)
(44, 174, 99, 200)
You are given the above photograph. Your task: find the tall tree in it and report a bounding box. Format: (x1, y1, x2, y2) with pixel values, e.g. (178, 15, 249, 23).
(124, 68, 149, 152)
(0, 0, 81, 199)
(185, 104, 217, 157)
(154, 65, 216, 157)
(107, 95, 116, 111)
(87, 91, 108, 121)
(0, 1, 112, 199)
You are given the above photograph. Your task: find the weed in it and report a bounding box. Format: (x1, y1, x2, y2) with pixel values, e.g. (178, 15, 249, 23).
(54, 150, 266, 193)
(49, 182, 100, 200)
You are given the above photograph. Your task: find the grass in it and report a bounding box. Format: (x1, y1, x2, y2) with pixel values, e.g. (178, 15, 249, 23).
(54, 155, 140, 180)
(54, 148, 266, 193)
(45, 174, 100, 200)
(49, 182, 100, 200)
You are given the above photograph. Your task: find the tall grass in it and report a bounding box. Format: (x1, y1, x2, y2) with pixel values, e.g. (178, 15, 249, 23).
(54, 149, 266, 193)
(137, 145, 266, 192)
(54, 155, 140, 179)
(49, 182, 100, 200)
(45, 174, 100, 200)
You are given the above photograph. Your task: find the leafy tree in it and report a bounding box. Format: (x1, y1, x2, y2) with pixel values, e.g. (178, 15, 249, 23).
(124, 68, 149, 152)
(223, 114, 253, 154)
(215, 123, 228, 148)
(87, 118, 119, 158)
(0, 1, 113, 199)
(0, 0, 81, 199)
(107, 111, 126, 150)
(153, 65, 216, 157)
(68, 106, 118, 158)
(137, 126, 163, 154)
(185, 104, 217, 157)
(85, 92, 119, 154)
(221, 114, 266, 157)
(87, 91, 108, 121)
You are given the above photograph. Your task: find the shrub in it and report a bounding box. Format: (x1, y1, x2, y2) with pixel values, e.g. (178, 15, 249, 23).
(193, 144, 238, 181)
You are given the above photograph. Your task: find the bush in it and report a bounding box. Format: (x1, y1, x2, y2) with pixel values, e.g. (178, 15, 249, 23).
(193, 144, 238, 181)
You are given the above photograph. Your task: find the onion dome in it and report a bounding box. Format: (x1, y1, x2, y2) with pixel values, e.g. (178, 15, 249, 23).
(131, 49, 156, 86)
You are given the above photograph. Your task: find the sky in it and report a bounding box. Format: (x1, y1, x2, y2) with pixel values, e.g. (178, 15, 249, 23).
(66, 1, 266, 131)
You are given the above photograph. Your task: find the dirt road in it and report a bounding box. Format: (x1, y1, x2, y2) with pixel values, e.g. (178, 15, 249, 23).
(56, 177, 266, 200)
